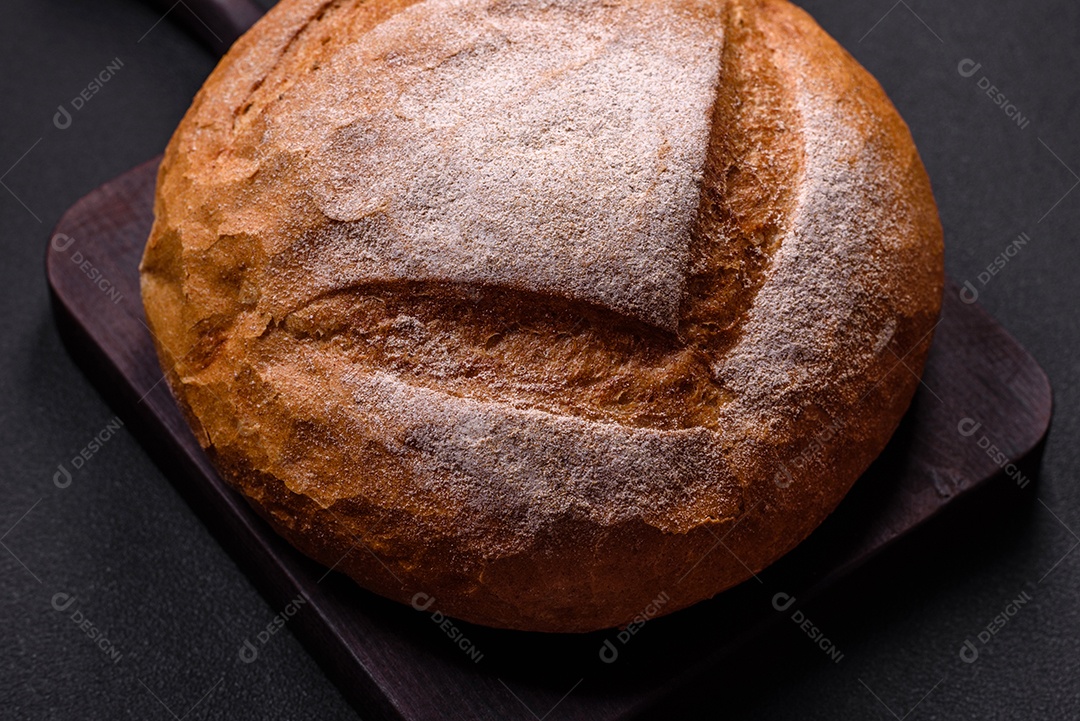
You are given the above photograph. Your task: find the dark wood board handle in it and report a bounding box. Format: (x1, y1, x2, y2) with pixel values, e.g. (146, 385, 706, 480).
(141, 0, 264, 57)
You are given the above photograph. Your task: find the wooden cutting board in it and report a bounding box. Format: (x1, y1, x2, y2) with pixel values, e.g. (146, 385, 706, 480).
(46, 156, 1052, 720)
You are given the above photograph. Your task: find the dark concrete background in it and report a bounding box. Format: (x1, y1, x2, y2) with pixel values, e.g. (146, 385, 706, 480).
(1, 0, 1076, 718)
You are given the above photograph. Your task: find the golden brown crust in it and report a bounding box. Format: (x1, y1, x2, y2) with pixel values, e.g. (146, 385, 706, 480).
(140, 0, 944, 631)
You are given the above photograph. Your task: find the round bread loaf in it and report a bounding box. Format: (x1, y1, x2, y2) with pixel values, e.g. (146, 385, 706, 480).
(140, 0, 943, 632)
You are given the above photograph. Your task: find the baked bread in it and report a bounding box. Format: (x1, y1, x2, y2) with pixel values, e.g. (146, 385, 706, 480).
(140, 0, 943, 632)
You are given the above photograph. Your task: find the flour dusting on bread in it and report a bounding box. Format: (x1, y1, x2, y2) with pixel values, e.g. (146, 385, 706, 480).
(266, 0, 724, 332)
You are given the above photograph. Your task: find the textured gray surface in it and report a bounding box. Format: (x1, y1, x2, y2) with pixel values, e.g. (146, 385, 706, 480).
(1, 0, 1077, 718)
